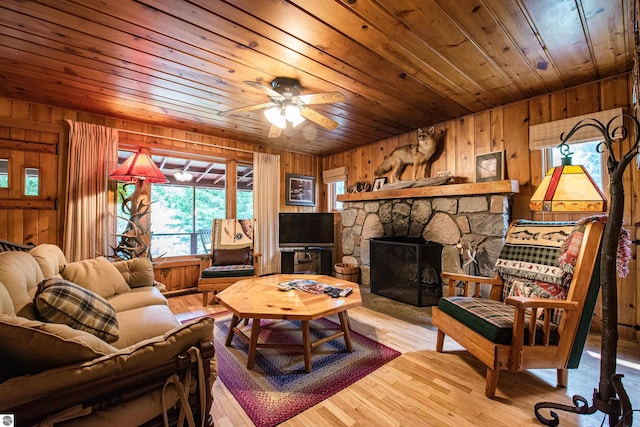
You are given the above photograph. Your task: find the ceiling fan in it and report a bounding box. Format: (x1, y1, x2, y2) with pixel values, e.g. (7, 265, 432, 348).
(219, 77, 346, 138)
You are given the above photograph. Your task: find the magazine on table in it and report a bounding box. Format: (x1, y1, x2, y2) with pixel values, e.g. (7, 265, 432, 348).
(277, 279, 331, 294)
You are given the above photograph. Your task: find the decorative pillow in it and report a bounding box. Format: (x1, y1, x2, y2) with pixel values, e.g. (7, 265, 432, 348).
(34, 278, 120, 342)
(213, 247, 251, 266)
(61, 256, 130, 298)
(113, 258, 155, 288)
(0, 314, 116, 376)
(212, 219, 253, 250)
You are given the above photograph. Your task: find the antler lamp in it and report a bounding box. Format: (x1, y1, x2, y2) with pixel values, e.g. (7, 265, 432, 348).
(109, 149, 167, 260)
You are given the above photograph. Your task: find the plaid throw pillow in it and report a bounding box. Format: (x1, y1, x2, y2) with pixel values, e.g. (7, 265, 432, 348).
(34, 278, 120, 343)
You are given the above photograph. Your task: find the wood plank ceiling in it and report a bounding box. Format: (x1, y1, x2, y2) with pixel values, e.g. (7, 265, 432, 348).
(0, 0, 634, 156)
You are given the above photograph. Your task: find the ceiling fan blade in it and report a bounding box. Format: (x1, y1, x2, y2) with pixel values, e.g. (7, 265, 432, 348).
(296, 92, 346, 105)
(268, 124, 282, 138)
(218, 102, 278, 115)
(300, 107, 339, 130)
(244, 80, 283, 99)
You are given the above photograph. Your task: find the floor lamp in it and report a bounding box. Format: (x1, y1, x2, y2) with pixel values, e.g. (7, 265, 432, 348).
(532, 115, 636, 427)
(109, 149, 168, 260)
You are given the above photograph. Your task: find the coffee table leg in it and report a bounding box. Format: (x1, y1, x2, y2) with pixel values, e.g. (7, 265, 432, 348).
(302, 320, 312, 372)
(225, 314, 240, 346)
(338, 311, 353, 352)
(247, 318, 260, 370)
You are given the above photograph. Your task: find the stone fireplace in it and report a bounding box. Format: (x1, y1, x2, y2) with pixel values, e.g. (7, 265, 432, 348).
(338, 181, 518, 286)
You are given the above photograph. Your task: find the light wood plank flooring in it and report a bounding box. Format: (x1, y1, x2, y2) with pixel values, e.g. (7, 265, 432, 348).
(167, 292, 640, 427)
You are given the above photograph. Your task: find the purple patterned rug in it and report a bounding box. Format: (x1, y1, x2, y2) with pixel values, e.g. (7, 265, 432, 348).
(200, 312, 400, 427)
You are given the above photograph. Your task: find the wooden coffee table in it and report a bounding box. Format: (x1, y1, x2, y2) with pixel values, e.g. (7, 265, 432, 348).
(215, 274, 362, 372)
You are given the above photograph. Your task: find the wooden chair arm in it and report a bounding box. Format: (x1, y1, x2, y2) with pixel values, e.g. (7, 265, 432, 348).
(505, 296, 579, 310)
(507, 297, 579, 358)
(441, 272, 503, 299)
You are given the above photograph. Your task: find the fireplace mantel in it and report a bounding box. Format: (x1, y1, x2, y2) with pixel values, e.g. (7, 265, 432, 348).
(337, 179, 519, 202)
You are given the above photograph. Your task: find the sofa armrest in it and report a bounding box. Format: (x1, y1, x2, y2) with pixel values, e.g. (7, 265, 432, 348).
(1, 317, 215, 426)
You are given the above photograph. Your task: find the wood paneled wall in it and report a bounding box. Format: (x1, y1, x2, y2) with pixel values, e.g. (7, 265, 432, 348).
(0, 95, 322, 290)
(322, 73, 638, 341)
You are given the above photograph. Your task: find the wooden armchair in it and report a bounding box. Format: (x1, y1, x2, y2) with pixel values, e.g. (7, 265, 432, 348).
(197, 219, 260, 306)
(432, 219, 604, 398)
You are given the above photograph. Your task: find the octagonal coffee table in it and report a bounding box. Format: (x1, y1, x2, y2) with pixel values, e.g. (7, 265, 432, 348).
(215, 274, 362, 372)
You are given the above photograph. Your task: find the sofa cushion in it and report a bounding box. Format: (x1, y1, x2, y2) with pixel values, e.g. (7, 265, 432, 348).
(35, 278, 120, 342)
(0, 314, 116, 376)
(0, 251, 45, 314)
(61, 257, 130, 298)
(0, 282, 14, 316)
(113, 258, 155, 288)
(109, 305, 180, 349)
(29, 244, 67, 279)
(107, 286, 168, 312)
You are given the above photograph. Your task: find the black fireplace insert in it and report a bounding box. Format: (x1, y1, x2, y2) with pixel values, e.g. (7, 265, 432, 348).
(370, 236, 443, 307)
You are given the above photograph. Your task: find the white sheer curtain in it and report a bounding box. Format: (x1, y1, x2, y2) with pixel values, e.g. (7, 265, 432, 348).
(253, 152, 281, 275)
(64, 120, 119, 261)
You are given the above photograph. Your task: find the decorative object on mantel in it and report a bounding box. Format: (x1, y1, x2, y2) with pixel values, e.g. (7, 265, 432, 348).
(108, 149, 168, 260)
(381, 170, 452, 190)
(532, 114, 635, 427)
(374, 127, 438, 182)
(346, 181, 371, 193)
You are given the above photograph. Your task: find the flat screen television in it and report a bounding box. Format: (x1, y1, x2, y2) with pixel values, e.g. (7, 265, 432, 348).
(278, 213, 335, 247)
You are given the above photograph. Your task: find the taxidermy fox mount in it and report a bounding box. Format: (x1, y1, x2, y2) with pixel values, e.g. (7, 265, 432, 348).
(374, 127, 438, 182)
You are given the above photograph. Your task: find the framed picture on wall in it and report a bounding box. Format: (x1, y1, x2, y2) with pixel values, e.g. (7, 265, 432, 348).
(475, 151, 505, 182)
(285, 173, 316, 206)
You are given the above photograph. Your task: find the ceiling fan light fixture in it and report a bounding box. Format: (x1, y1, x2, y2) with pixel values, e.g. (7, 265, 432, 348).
(264, 107, 286, 129)
(285, 105, 305, 127)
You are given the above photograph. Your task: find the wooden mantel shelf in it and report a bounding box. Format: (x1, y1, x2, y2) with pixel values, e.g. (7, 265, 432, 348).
(337, 179, 519, 202)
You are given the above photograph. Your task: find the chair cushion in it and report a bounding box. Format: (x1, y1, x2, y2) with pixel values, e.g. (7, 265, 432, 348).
(201, 264, 255, 278)
(213, 247, 250, 266)
(34, 278, 120, 342)
(438, 296, 558, 345)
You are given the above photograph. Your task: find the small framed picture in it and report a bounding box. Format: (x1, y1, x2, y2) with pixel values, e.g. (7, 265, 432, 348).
(475, 151, 505, 182)
(285, 173, 316, 206)
(373, 177, 387, 191)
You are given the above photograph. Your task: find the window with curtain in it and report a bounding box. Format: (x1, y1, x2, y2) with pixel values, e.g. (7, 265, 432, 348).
(322, 166, 347, 212)
(114, 151, 253, 257)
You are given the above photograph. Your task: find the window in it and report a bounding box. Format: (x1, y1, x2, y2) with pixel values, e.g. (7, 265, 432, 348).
(545, 140, 605, 191)
(24, 168, 39, 196)
(328, 180, 345, 211)
(114, 151, 253, 258)
(0, 159, 8, 188)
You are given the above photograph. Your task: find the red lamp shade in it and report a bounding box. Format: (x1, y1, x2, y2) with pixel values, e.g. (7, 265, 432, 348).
(109, 150, 168, 183)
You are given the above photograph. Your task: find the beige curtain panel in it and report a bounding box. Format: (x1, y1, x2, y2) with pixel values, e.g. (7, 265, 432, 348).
(529, 107, 623, 150)
(64, 120, 119, 262)
(253, 152, 281, 275)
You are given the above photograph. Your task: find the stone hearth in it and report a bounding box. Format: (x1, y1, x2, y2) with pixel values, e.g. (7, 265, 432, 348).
(340, 191, 513, 286)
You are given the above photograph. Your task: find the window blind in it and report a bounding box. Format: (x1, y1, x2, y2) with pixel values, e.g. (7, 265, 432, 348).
(322, 166, 348, 183)
(529, 107, 624, 150)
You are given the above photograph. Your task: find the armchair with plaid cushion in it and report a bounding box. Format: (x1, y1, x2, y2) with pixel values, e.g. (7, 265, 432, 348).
(197, 219, 260, 306)
(432, 219, 604, 398)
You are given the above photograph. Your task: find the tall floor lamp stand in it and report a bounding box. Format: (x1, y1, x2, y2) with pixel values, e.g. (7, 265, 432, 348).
(534, 115, 637, 426)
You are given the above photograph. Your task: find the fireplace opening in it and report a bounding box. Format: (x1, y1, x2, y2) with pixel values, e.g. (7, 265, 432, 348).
(370, 236, 443, 307)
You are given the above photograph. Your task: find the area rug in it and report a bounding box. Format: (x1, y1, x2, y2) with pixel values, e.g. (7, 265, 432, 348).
(187, 312, 400, 427)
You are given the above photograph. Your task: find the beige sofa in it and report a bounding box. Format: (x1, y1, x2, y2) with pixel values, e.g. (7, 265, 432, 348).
(0, 244, 215, 426)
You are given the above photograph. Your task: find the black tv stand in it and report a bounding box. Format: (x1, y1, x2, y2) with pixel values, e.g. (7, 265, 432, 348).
(280, 247, 333, 276)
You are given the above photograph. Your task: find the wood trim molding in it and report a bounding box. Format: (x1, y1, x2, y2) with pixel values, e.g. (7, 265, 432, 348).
(0, 198, 57, 210)
(336, 179, 519, 202)
(0, 138, 57, 154)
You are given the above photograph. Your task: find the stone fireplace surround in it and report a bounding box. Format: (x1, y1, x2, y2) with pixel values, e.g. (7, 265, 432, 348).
(337, 181, 519, 286)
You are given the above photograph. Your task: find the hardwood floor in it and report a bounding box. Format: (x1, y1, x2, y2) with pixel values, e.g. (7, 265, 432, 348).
(167, 292, 640, 427)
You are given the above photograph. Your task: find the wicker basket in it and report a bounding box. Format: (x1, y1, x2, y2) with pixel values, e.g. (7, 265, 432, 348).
(334, 263, 359, 283)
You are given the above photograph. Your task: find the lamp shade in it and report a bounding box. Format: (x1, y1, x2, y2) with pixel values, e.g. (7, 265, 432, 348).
(109, 150, 168, 183)
(529, 164, 606, 212)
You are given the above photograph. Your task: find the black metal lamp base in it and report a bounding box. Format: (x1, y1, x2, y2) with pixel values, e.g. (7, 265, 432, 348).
(534, 374, 632, 427)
